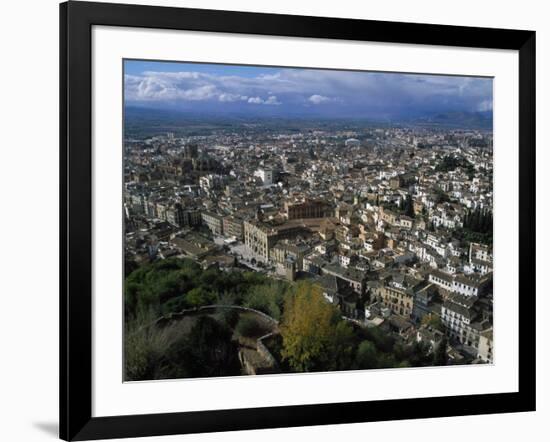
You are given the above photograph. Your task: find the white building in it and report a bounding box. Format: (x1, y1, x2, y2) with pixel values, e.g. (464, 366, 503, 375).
(199, 174, 224, 193)
(429, 269, 491, 298)
(477, 329, 493, 363)
(254, 168, 273, 185)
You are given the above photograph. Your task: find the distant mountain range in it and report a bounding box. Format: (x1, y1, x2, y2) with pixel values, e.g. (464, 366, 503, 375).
(124, 106, 493, 135)
(406, 111, 493, 129)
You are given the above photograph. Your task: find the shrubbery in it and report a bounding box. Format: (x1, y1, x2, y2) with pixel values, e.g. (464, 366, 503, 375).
(278, 282, 433, 373)
(125, 311, 241, 381)
(125, 258, 289, 319)
(125, 259, 435, 380)
(124, 258, 290, 380)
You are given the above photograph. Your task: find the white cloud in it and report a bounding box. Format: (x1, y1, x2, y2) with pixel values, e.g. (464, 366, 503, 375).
(308, 94, 332, 105)
(264, 96, 281, 105)
(247, 95, 281, 105)
(219, 93, 246, 102)
(125, 73, 220, 101)
(179, 85, 218, 101)
(477, 99, 493, 112)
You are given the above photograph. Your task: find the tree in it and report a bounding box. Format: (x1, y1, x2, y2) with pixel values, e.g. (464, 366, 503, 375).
(463, 207, 493, 234)
(404, 194, 415, 218)
(434, 187, 450, 204)
(354, 340, 378, 369)
(280, 282, 354, 372)
(405, 341, 432, 367)
(421, 313, 445, 332)
(461, 207, 493, 246)
(125, 257, 139, 278)
(165, 316, 240, 378)
(243, 281, 289, 320)
(124, 258, 202, 317)
(185, 287, 215, 307)
(328, 321, 355, 371)
(125, 309, 175, 381)
(161, 294, 189, 315)
(433, 336, 448, 366)
(363, 326, 395, 353)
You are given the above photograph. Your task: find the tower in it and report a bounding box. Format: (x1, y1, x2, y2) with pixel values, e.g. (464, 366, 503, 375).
(285, 258, 296, 282)
(184, 143, 198, 160)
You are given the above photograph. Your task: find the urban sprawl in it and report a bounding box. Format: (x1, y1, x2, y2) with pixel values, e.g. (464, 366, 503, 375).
(125, 122, 494, 377)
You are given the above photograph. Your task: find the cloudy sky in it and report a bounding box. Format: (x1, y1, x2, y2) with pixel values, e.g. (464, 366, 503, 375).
(124, 60, 493, 119)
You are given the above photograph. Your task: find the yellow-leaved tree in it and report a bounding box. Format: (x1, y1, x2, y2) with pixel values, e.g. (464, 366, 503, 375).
(280, 281, 354, 372)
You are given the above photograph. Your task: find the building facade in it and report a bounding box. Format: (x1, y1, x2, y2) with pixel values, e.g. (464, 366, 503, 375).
(201, 211, 224, 235)
(284, 199, 332, 220)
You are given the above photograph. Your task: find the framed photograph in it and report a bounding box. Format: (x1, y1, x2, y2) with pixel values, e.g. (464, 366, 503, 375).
(60, 1, 536, 440)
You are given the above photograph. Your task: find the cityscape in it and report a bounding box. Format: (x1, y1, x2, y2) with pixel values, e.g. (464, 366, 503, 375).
(123, 60, 493, 381)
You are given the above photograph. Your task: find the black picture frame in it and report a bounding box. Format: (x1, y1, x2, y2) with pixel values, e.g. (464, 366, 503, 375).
(60, 1, 536, 440)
